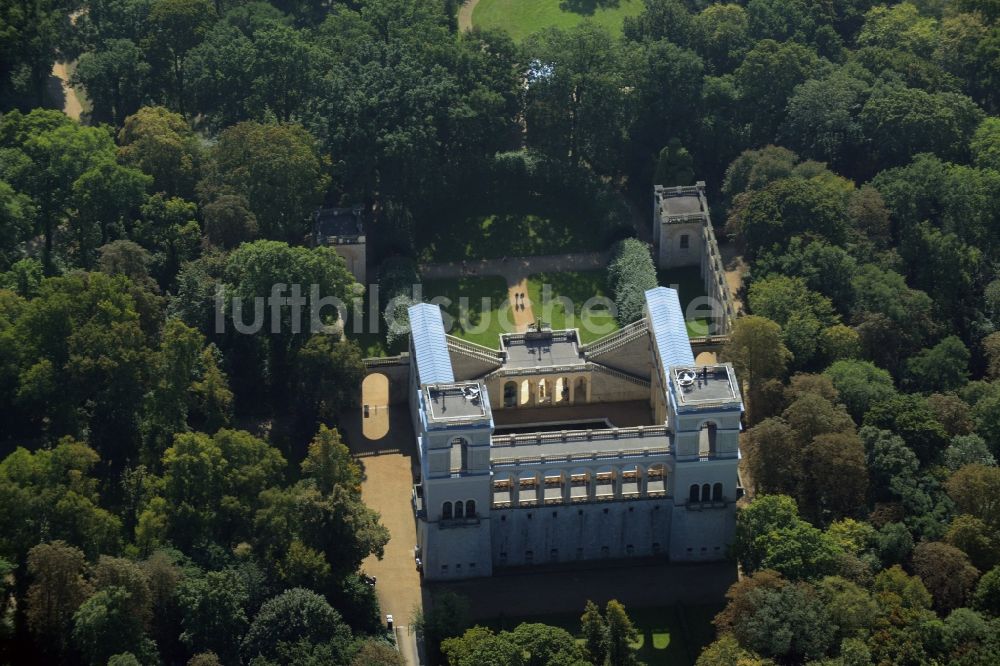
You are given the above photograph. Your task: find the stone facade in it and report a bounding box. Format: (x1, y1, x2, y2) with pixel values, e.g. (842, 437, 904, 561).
(653, 182, 735, 336)
(313, 206, 367, 284)
(407, 288, 744, 581)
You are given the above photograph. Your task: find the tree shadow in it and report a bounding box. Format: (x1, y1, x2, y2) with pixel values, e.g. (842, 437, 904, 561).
(558, 0, 621, 16)
(44, 73, 67, 110)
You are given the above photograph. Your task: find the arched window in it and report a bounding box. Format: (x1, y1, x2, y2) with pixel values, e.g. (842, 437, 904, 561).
(442, 501, 452, 519)
(454, 501, 464, 518)
(449, 437, 469, 471)
(699, 422, 718, 457)
(701, 483, 711, 502)
(465, 500, 476, 517)
(503, 381, 517, 407)
(712, 483, 723, 502)
(689, 484, 700, 503)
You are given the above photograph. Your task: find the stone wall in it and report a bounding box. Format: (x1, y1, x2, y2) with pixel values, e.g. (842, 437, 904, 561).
(333, 241, 367, 285)
(491, 498, 673, 567)
(583, 323, 654, 380)
(362, 355, 410, 405)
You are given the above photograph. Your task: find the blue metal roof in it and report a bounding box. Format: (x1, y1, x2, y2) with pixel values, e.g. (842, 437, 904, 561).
(645, 287, 695, 371)
(408, 303, 455, 385)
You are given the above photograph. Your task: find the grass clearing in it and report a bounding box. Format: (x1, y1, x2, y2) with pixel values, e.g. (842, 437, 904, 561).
(527, 270, 619, 344)
(422, 276, 511, 349)
(472, 0, 644, 41)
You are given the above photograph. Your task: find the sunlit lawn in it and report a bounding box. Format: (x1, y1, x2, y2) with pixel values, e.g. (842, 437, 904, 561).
(473, 0, 644, 41)
(422, 276, 511, 349)
(527, 270, 619, 344)
(352, 267, 717, 357)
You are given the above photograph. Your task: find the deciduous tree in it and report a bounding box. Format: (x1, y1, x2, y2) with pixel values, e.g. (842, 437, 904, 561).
(26, 541, 93, 657)
(198, 122, 330, 241)
(912, 541, 980, 612)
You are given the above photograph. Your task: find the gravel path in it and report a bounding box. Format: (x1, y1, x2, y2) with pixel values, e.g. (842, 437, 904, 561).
(419, 251, 609, 283)
(458, 0, 480, 31)
(51, 62, 82, 120)
(508, 278, 535, 332)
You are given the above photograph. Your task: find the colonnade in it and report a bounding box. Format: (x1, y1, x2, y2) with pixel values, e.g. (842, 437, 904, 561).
(491, 463, 668, 508)
(500, 375, 592, 408)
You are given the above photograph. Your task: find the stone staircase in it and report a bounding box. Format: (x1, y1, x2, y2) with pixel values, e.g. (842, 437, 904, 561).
(582, 319, 649, 358)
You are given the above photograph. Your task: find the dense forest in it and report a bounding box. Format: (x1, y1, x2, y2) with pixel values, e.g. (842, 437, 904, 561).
(3, 0, 1000, 664)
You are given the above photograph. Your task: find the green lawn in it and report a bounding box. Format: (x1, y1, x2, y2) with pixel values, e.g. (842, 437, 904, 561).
(354, 267, 712, 356)
(527, 271, 619, 344)
(422, 276, 511, 349)
(417, 209, 606, 264)
(472, 0, 644, 41)
(659, 267, 712, 339)
(485, 604, 721, 665)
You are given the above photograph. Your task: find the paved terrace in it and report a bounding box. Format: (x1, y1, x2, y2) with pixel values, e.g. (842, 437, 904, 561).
(501, 330, 584, 369)
(491, 399, 654, 430)
(490, 425, 671, 465)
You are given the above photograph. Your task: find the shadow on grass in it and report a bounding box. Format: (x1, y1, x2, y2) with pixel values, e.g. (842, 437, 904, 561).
(418, 197, 608, 264)
(559, 0, 621, 15)
(423, 276, 512, 349)
(480, 603, 719, 665)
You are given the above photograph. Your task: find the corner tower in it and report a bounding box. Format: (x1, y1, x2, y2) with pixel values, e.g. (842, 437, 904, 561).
(408, 303, 494, 579)
(645, 287, 743, 561)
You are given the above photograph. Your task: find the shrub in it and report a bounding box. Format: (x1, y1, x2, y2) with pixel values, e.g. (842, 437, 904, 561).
(607, 238, 657, 325)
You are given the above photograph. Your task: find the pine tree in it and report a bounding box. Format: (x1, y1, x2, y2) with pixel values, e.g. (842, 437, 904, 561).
(580, 600, 607, 665)
(605, 600, 638, 666)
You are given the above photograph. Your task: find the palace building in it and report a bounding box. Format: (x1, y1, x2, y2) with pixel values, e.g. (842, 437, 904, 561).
(407, 287, 744, 580)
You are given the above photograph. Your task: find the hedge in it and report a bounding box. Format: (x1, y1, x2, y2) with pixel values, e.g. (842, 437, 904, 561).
(607, 238, 657, 325)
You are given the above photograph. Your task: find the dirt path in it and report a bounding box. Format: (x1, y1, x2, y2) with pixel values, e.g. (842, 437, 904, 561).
(507, 277, 535, 332)
(51, 62, 82, 120)
(344, 401, 425, 665)
(458, 0, 480, 31)
(719, 242, 746, 314)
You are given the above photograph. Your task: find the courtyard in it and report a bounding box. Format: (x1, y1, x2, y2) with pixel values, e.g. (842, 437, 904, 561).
(414, 263, 712, 350)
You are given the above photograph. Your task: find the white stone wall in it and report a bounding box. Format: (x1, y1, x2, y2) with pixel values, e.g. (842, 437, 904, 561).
(668, 456, 739, 561)
(658, 221, 704, 269)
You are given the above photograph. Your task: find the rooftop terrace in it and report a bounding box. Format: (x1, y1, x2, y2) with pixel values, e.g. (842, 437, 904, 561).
(662, 194, 703, 216)
(500, 330, 584, 369)
(425, 382, 490, 422)
(314, 206, 364, 240)
(655, 183, 709, 222)
(671, 364, 740, 409)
